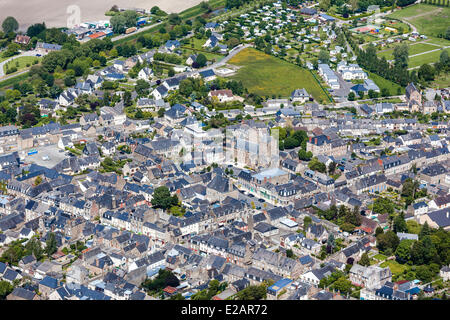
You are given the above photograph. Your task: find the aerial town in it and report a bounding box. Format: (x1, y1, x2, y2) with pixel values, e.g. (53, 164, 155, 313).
(0, 0, 449, 301)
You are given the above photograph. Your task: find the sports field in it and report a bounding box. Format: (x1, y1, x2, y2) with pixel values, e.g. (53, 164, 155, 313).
(228, 47, 329, 103)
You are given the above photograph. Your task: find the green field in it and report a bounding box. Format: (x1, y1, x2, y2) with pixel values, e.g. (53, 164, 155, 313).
(380, 260, 410, 276)
(373, 254, 388, 261)
(0, 72, 29, 89)
(228, 48, 329, 103)
(3, 56, 40, 74)
(182, 48, 224, 62)
(388, 4, 435, 19)
(408, 48, 449, 68)
(366, 71, 405, 95)
(179, 0, 226, 19)
(432, 71, 450, 88)
(378, 42, 440, 60)
(388, 4, 450, 38)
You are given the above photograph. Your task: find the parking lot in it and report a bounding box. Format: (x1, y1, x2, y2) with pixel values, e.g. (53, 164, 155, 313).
(22, 144, 67, 168)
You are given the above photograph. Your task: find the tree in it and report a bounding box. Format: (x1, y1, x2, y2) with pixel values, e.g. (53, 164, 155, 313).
(395, 239, 413, 264)
(303, 216, 312, 231)
(168, 13, 181, 25)
(416, 265, 433, 283)
(298, 149, 313, 161)
(348, 92, 356, 101)
(45, 232, 58, 257)
(111, 14, 127, 34)
(157, 108, 166, 118)
(235, 284, 267, 300)
(393, 43, 409, 69)
(381, 88, 390, 97)
(359, 252, 371, 266)
(0, 281, 13, 300)
(393, 213, 408, 233)
(368, 89, 378, 99)
(375, 227, 384, 237)
(195, 54, 207, 68)
(318, 49, 330, 64)
(151, 186, 179, 210)
(332, 277, 353, 295)
(418, 64, 435, 82)
(319, 0, 331, 11)
(419, 221, 431, 239)
(376, 231, 400, 254)
(308, 157, 327, 173)
(358, 91, 365, 99)
(328, 162, 337, 175)
(327, 233, 335, 252)
(2, 17, 19, 33)
(27, 22, 46, 37)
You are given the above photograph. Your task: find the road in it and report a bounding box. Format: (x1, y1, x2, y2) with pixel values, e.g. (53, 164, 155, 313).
(0, 50, 45, 78)
(160, 43, 252, 80)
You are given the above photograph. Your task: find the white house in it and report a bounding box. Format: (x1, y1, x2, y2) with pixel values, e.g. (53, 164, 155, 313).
(138, 67, 153, 80)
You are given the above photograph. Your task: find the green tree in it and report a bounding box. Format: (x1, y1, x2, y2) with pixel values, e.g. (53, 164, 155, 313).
(45, 232, 57, 257)
(393, 213, 408, 233)
(418, 64, 435, 82)
(298, 149, 313, 161)
(348, 92, 356, 101)
(332, 277, 353, 295)
(195, 53, 207, 68)
(395, 239, 414, 264)
(157, 108, 166, 117)
(2, 16, 19, 33)
(308, 157, 327, 173)
(111, 14, 127, 34)
(151, 186, 179, 210)
(359, 252, 371, 266)
(416, 265, 433, 283)
(0, 281, 13, 300)
(376, 230, 400, 254)
(393, 43, 409, 69)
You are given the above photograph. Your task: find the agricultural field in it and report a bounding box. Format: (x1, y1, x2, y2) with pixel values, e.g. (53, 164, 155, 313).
(228, 47, 329, 103)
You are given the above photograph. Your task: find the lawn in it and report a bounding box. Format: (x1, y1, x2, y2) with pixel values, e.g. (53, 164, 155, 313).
(377, 42, 442, 60)
(387, 4, 440, 20)
(432, 71, 450, 89)
(373, 254, 388, 261)
(388, 4, 450, 38)
(408, 48, 449, 68)
(380, 260, 410, 276)
(366, 71, 405, 95)
(228, 47, 330, 103)
(3, 56, 40, 74)
(182, 48, 224, 62)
